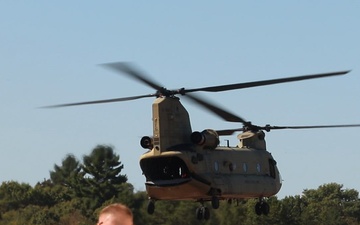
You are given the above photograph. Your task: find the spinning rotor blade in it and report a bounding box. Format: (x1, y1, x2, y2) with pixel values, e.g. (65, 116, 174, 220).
(102, 62, 350, 96)
(42, 62, 351, 109)
(185, 94, 248, 123)
(216, 128, 244, 136)
(216, 124, 360, 136)
(264, 124, 360, 130)
(41, 94, 155, 108)
(185, 70, 350, 93)
(42, 62, 164, 108)
(102, 62, 164, 91)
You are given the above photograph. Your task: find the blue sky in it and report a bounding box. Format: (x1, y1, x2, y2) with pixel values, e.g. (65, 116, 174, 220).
(1, 2, 360, 199)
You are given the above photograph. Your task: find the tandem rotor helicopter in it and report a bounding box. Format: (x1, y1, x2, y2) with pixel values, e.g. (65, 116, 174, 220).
(45, 62, 360, 220)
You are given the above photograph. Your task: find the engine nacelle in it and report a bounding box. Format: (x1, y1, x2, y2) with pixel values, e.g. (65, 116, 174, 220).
(191, 129, 219, 149)
(140, 136, 153, 149)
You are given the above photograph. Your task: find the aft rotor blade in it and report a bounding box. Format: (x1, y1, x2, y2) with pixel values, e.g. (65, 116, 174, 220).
(102, 62, 164, 91)
(185, 70, 350, 93)
(41, 94, 155, 108)
(216, 128, 243, 136)
(266, 124, 360, 130)
(185, 94, 248, 123)
(216, 124, 360, 136)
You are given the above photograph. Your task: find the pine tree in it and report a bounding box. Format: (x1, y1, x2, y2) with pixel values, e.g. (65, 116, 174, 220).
(81, 145, 128, 207)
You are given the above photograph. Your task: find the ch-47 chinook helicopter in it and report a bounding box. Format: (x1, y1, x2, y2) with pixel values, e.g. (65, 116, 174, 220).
(45, 62, 360, 220)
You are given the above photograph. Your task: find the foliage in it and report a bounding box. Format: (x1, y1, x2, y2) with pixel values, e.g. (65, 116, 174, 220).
(0, 181, 32, 212)
(301, 183, 360, 225)
(50, 154, 81, 188)
(81, 145, 128, 208)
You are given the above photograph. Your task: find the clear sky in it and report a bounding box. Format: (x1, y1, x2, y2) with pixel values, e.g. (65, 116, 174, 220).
(1, 1, 360, 199)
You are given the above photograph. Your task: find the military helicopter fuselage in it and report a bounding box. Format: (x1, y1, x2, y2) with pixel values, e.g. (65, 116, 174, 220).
(139, 97, 281, 203)
(45, 62, 360, 220)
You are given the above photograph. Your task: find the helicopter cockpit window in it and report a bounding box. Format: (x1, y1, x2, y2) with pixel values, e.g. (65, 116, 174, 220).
(269, 159, 276, 179)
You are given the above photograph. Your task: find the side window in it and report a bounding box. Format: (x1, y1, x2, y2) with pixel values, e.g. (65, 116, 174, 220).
(214, 161, 219, 173)
(269, 159, 276, 179)
(243, 163, 248, 173)
(256, 163, 261, 173)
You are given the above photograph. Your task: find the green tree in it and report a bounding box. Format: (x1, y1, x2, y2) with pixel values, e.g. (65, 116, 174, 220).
(0, 181, 32, 212)
(278, 195, 304, 225)
(214, 200, 247, 225)
(51, 198, 96, 225)
(28, 206, 60, 225)
(49, 154, 85, 197)
(50, 154, 80, 186)
(301, 183, 360, 225)
(81, 145, 128, 207)
(0, 205, 42, 225)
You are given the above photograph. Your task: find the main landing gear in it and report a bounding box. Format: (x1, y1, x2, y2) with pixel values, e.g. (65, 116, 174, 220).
(255, 198, 270, 216)
(147, 197, 219, 220)
(147, 197, 270, 219)
(195, 196, 219, 221)
(196, 205, 210, 220)
(147, 200, 155, 215)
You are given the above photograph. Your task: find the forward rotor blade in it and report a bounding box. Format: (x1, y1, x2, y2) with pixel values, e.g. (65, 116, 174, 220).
(101, 62, 164, 91)
(41, 94, 155, 108)
(266, 124, 360, 130)
(185, 94, 248, 123)
(185, 70, 350, 93)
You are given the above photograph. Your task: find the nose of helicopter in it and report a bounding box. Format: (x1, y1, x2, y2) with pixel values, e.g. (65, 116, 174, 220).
(140, 156, 191, 186)
(139, 155, 213, 200)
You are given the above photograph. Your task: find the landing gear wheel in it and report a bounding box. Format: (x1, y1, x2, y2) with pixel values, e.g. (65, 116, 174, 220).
(255, 201, 270, 216)
(196, 206, 210, 220)
(211, 196, 219, 209)
(255, 202, 262, 216)
(261, 202, 270, 215)
(196, 207, 202, 220)
(203, 207, 210, 220)
(147, 201, 155, 215)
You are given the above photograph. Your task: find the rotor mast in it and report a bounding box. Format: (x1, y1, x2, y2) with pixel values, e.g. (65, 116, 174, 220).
(152, 97, 192, 155)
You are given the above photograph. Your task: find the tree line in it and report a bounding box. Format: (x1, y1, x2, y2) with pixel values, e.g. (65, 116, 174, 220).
(1, 145, 359, 225)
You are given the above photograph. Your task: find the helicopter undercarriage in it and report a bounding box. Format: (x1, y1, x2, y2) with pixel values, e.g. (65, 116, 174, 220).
(146, 195, 270, 220)
(146, 196, 221, 220)
(145, 183, 271, 219)
(194, 197, 271, 220)
(194, 196, 220, 221)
